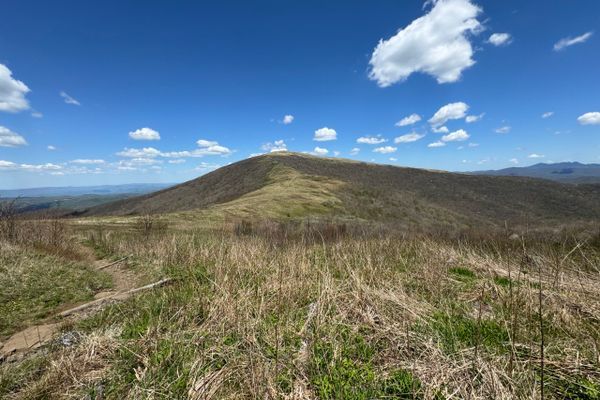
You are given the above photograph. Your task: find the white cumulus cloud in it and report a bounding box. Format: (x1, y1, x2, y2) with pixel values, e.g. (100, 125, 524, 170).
(314, 127, 337, 141)
(432, 125, 449, 133)
(528, 153, 545, 159)
(428, 141, 446, 148)
(509, 158, 519, 164)
(0, 126, 27, 147)
(395, 113, 421, 127)
(47, 145, 56, 151)
(394, 132, 425, 143)
(465, 113, 484, 123)
(429, 102, 469, 126)
(117, 147, 163, 158)
(261, 140, 288, 152)
(577, 112, 600, 125)
(441, 129, 469, 142)
(349, 147, 360, 155)
(554, 31, 593, 51)
(282, 115, 294, 125)
(495, 126, 511, 134)
(0, 64, 30, 112)
(129, 127, 160, 141)
(60, 91, 81, 106)
(0, 160, 62, 172)
(373, 146, 397, 154)
(541, 111, 554, 119)
(313, 146, 329, 155)
(70, 159, 105, 165)
(357, 135, 386, 144)
(488, 33, 512, 46)
(369, 0, 482, 86)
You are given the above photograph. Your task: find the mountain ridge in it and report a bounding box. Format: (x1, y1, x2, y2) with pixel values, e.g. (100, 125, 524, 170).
(82, 152, 600, 229)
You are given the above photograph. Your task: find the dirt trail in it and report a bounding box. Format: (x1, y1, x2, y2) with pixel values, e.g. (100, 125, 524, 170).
(0, 257, 140, 361)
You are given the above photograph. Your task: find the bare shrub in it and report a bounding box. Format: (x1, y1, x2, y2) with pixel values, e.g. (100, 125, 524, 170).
(135, 214, 168, 237)
(0, 198, 19, 241)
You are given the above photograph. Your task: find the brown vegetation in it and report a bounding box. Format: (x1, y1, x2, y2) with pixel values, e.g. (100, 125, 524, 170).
(1, 219, 598, 399)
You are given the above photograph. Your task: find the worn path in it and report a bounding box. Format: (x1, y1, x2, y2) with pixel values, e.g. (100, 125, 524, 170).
(0, 257, 142, 360)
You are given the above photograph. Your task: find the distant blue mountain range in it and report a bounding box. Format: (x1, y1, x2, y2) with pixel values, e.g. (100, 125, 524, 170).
(0, 183, 174, 198)
(469, 162, 600, 184)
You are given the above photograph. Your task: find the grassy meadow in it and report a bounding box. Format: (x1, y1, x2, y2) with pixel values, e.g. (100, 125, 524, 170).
(1, 213, 599, 399)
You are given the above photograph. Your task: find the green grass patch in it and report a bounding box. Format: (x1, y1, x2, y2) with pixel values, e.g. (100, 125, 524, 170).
(0, 355, 49, 397)
(544, 373, 600, 399)
(449, 267, 477, 282)
(427, 309, 509, 354)
(0, 247, 112, 337)
(76, 263, 212, 397)
(493, 276, 512, 287)
(309, 326, 422, 399)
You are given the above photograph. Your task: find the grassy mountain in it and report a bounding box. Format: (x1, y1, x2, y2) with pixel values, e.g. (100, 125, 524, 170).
(83, 153, 600, 229)
(470, 161, 600, 184)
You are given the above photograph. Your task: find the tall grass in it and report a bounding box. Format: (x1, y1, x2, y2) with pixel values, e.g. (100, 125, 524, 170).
(2, 221, 600, 399)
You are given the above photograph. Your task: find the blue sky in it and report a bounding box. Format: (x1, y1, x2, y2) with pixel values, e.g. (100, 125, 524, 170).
(1, 0, 599, 189)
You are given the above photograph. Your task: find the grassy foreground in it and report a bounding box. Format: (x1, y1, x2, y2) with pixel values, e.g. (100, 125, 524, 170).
(1, 217, 599, 399)
(0, 243, 112, 338)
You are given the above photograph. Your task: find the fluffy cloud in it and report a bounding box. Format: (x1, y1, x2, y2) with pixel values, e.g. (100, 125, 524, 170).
(441, 129, 469, 142)
(369, 0, 482, 86)
(395, 113, 421, 127)
(554, 32, 593, 51)
(577, 112, 600, 125)
(0, 160, 17, 169)
(0, 126, 27, 147)
(0, 64, 30, 112)
(357, 135, 386, 144)
(313, 146, 329, 155)
(283, 115, 294, 125)
(465, 113, 484, 123)
(194, 140, 232, 155)
(195, 139, 216, 147)
(117, 147, 162, 158)
(31, 111, 43, 118)
(429, 102, 469, 126)
(528, 153, 545, 159)
(129, 127, 160, 141)
(261, 140, 287, 152)
(60, 91, 81, 106)
(495, 126, 511, 134)
(373, 146, 397, 154)
(349, 147, 360, 155)
(428, 141, 446, 148)
(509, 158, 519, 164)
(47, 145, 56, 151)
(394, 132, 424, 143)
(432, 125, 449, 134)
(0, 160, 62, 172)
(488, 33, 512, 46)
(541, 111, 554, 119)
(314, 127, 337, 141)
(70, 159, 105, 165)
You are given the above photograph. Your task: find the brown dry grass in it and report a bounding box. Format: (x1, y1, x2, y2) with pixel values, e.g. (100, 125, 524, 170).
(1, 221, 599, 399)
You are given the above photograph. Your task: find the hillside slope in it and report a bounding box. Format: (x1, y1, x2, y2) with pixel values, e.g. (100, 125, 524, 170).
(83, 153, 600, 228)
